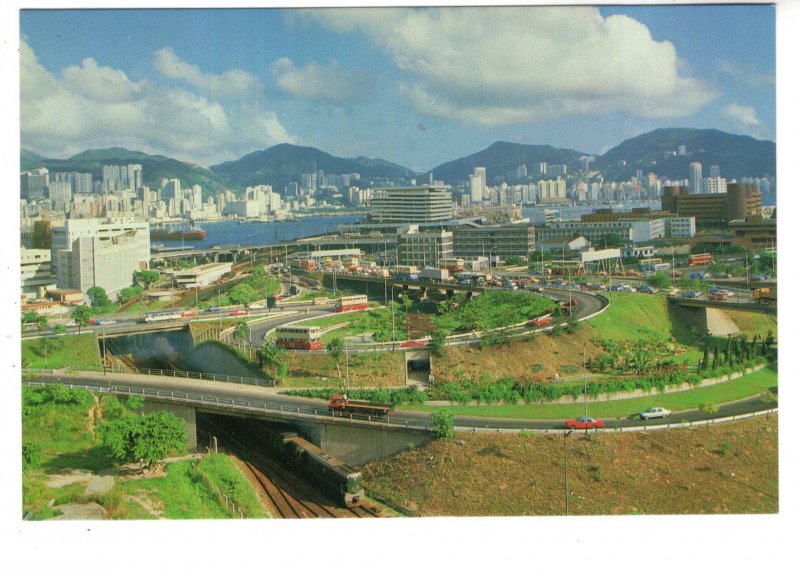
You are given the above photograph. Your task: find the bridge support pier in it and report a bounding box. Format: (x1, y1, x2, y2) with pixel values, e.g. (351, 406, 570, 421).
(141, 401, 198, 452)
(294, 420, 433, 465)
(672, 305, 740, 337)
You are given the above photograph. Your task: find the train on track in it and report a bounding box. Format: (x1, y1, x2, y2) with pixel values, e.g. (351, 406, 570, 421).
(261, 427, 365, 506)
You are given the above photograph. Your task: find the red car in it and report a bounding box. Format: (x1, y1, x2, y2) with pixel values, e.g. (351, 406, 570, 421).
(230, 310, 248, 316)
(565, 417, 605, 429)
(401, 340, 427, 348)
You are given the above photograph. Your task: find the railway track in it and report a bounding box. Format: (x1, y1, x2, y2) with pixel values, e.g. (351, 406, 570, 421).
(203, 416, 381, 519)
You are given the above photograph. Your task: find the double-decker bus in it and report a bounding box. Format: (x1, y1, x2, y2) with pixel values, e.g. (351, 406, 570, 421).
(549, 260, 585, 276)
(275, 325, 323, 350)
(688, 253, 713, 267)
(334, 295, 369, 313)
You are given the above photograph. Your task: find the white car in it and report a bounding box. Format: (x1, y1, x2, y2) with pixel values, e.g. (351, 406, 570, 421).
(639, 407, 671, 420)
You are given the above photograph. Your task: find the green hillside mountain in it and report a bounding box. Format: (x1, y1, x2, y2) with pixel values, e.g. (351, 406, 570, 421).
(596, 128, 775, 181)
(210, 143, 418, 190)
(430, 141, 588, 185)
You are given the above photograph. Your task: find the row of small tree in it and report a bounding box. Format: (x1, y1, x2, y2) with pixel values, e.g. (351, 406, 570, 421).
(699, 331, 775, 372)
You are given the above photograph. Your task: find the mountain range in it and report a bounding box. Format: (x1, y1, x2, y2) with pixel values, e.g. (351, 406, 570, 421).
(21, 128, 776, 196)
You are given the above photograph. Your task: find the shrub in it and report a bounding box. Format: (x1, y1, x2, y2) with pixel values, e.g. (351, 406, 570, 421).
(431, 409, 455, 440)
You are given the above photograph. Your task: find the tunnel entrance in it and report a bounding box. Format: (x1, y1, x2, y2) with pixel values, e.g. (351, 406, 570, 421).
(404, 350, 431, 388)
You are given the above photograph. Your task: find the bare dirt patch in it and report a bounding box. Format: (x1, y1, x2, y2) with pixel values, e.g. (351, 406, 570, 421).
(46, 470, 94, 489)
(432, 327, 604, 383)
(363, 414, 778, 516)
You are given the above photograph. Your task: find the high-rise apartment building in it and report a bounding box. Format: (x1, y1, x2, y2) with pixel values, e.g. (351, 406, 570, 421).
(21, 168, 49, 200)
(703, 177, 727, 194)
(689, 162, 703, 194)
(710, 165, 721, 178)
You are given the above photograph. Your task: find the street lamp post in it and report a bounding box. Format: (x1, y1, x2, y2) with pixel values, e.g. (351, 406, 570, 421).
(564, 434, 568, 514)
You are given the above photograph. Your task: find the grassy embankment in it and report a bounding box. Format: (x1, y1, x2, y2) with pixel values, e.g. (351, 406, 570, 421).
(363, 413, 778, 516)
(422, 292, 777, 417)
(22, 385, 265, 520)
(21, 333, 103, 370)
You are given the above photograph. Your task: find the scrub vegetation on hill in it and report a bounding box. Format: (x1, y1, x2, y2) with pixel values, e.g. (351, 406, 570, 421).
(364, 414, 778, 516)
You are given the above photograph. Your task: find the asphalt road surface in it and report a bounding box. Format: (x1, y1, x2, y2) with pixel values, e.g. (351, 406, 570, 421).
(27, 372, 774, 433)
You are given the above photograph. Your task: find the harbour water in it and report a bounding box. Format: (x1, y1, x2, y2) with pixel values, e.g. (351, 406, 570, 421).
(152, 213, 366, 249)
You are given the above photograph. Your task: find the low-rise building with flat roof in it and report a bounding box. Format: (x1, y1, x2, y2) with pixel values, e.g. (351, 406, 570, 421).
(172, 262, 233, 289)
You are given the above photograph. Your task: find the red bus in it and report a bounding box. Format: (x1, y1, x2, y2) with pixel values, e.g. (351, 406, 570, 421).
(688, 253, 713, 267)
(275, 325, 323, 350)
(335, 295, 369, 313)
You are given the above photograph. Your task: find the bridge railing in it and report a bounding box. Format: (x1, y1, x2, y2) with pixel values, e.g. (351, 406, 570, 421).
(29, 365, 278, 388)
(22, 379, 432, 431)
(130, 367, 277, 388)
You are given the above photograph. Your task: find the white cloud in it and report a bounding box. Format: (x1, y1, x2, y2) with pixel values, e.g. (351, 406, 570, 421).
(20, 41, 295, 166)
(307, 6, 716, 126)
(717, 59, 775, 89)
(153, 47, 261, 99)
(722, 103, 761, 127)
(270, 57, 373, 104)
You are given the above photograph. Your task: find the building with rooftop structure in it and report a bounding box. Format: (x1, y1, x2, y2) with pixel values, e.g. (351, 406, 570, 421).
(369, 186, 454, 224)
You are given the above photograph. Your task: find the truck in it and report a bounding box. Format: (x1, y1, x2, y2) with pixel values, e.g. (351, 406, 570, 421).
(752, 287, 777, 304)
(420, 267, 450, 281)
(327, 394, 394, 417)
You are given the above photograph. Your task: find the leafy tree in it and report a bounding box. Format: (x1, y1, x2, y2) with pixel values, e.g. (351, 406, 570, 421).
(37, 337, 51, 366)
(53, 324, 67, 336)
(327, 337, 345, 384)
(645, 272, 671, 289)
(431, 409, 455, 440)
(71, 305, 92, 333)
(701, 347, 710, 371)
(117, 284, 144, 303)
(22, 442, 42, 471)
(126, 395, 145, 410)
(227, 283, 260, 308)
(134, 270, 160, 289)
(428, 330, 446, 357)
(99, 411, 187, 469)
(256, 339, 286, 376)
(21, 311, 39, 324)
(87, 286, 110, 308)
(232, 319, 250, 348)
(699, 402, 719, 427)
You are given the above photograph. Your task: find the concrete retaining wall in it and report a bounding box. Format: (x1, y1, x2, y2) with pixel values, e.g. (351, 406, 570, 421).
(294, 419, 433, 465)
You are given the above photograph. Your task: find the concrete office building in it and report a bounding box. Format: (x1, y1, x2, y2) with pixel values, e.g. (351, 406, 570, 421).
(172, 262, 233, 289)
(369, 186, 454, 224)
(662, 184, 761, 226)
(396, 226, 453, 267)
(51, 217, 150, 296)
(20, 248, 55, 299)
(451, 220, 536, 260)
(728, 215, 777, 250)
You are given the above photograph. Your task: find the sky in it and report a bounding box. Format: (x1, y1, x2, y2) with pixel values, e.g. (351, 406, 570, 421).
(18, 2, 776, 173)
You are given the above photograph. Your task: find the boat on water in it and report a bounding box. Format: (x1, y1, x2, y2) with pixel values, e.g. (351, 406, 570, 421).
(150, 222, 206, 241)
